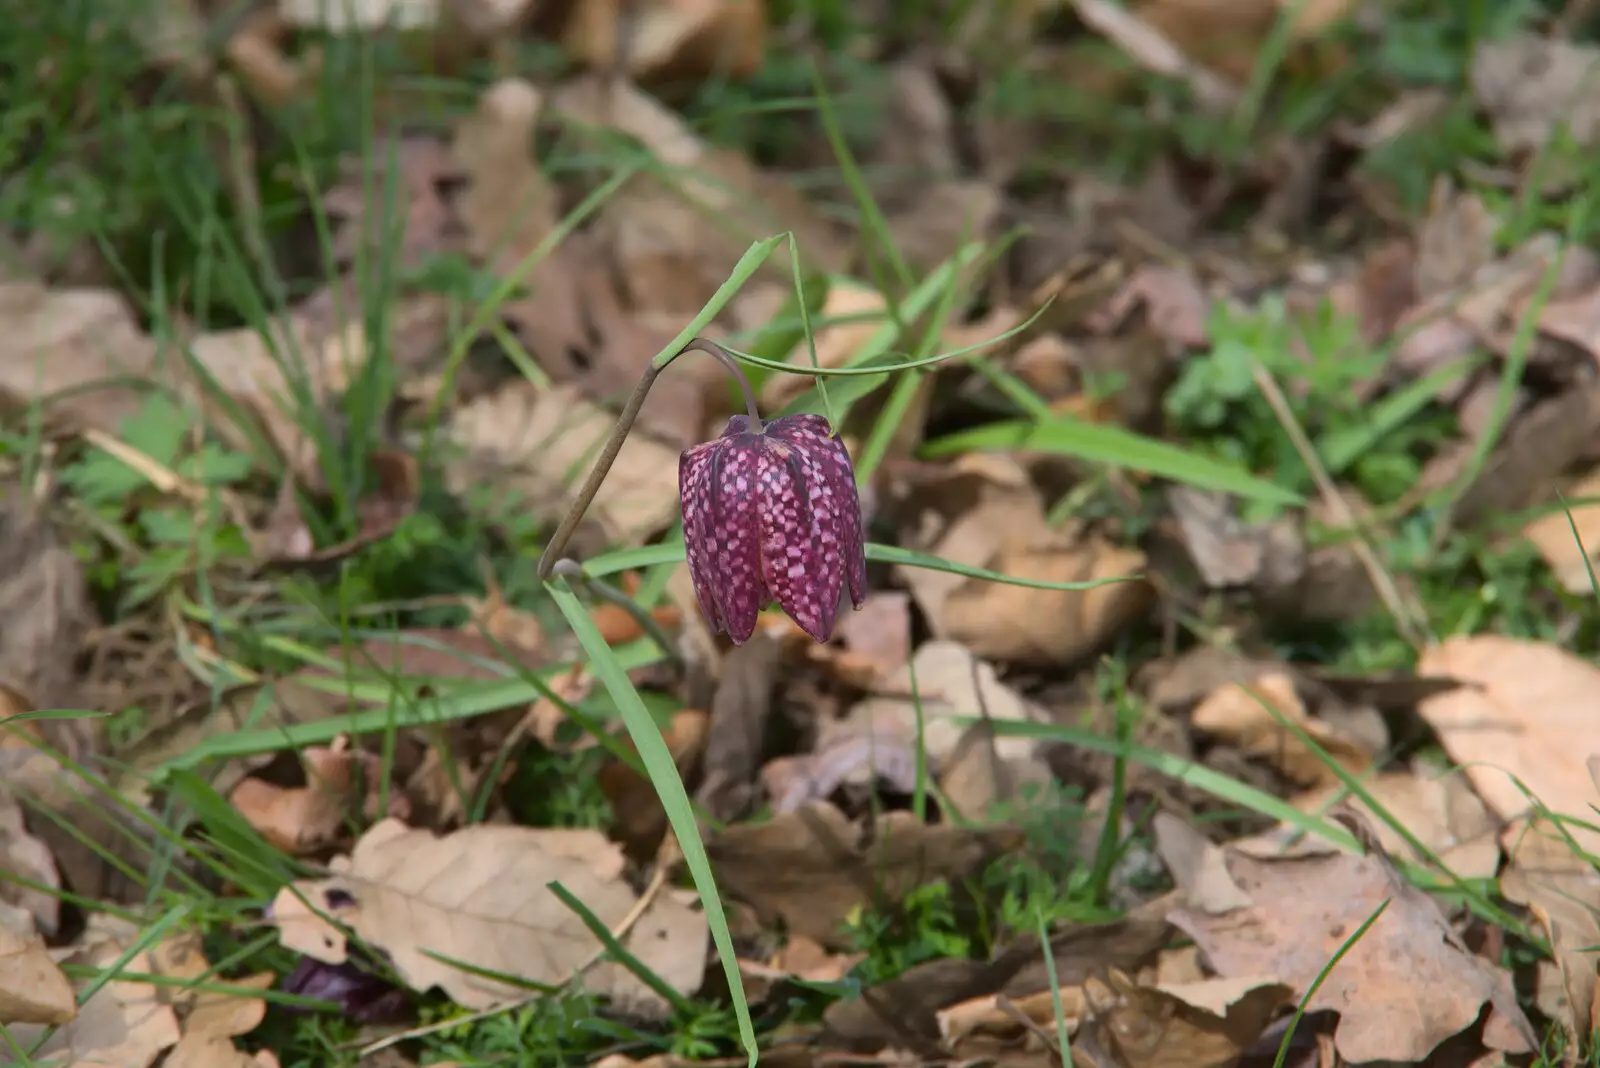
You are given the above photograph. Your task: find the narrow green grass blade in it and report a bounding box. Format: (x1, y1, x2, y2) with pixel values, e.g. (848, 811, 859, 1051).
(922, 417, 1300, 506)
(581, 541, 1139, 594)
(651, 236, 787, 371)
(544, 577, 757, 1065)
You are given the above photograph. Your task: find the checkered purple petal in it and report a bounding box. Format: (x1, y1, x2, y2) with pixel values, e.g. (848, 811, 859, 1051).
(753, 438, 841, 642)
(678, 441, 724, 633)
(766, 414, 868, 611)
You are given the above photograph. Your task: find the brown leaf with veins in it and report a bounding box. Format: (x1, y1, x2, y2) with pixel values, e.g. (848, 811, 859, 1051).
(268, 819, 706, 1015)
(1169, 809, 1535, 1063)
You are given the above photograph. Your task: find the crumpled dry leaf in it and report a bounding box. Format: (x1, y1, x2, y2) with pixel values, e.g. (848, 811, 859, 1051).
(1083, 969, 1294, 1068)
(447, 380, 680, 547)
(0, 282, 159, 431)
(939, 720, 1053, 825)
(738, 934, 863, 1003)
(897, 455, 1150, 664)
(269, 818, 707, 1014)
(601, 708, 709, 859)
(1151, 812, 1252, 915)
(706, 801, 1022, 949)
(5, 918, 182, 1067)
(552, 77, 847, 316)
(322, 137, 460, 272)
(151, 930, 271, 1040)
(0, 924, 76, 1026)
(1418, 636, 1600, 854)
(453, 78, 557, 276)
(1169, 810, 1536, 1063)
(0, 786, 62, 938)
(1089, 263, 1211, 353)
(760, 724, 922, 815)
(1234, 768, 1501, 880)
(1501, 806, 1600, 1048)
(560, 0, 766, 84)
(841, 640, 1049, 770)
(228, 735, 403, 855)
(1472, 33, 1600, 158)
(1189, 671, 1379, 787)
(694, 634, 782, 822)
(1131, 0, 1352, 87)
(1166, 485, 1304, 591)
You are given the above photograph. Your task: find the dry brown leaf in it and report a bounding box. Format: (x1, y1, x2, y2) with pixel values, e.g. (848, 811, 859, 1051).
(759, 283, 887, 409)
(601, 709, 709, 859)
(939, 720, 1053, 825)
(1190, 672, 1376, 787)
(0, 282, 159, 431)
(164, 1033, 278, 1068)
(943, 535, 1149, 665)
(447, 381, 680, 547)
(706, 802, 1021, 949)
(739, 935, 863, 1002)
(760, 724, 922, 814)
(1169, 811, 1535, 1063)
(1234, 769, 1501, 879)
(1130, 0, 1351, 87)
(1089, 263, 1211, 352)
(1150, 812, 1252, 914)
(0, 787, 62, 937)
(1167, 485, 1304, 591)
(1417, 636, 1600, 854)
(841, 640, 1048, 769)
(0, 924, 75, 1026)
(151, 930, 271, 1040)
(1083, 969, 1294, 1068)
(560, 0, 766, 83)
(6, 923, 182, 1067)
(1472, 34, 1600, 158)
(322, 138, 459, 271)
(832, 591, 912, 682)
(228, 736, 397, 855)
(453, 78, 556, 276)
(695, 633, 783, 822)
(1503, 813, 1600, 1048)
(552, 77, 846, 315)
(896, 454, 1149, 663)
(268, 818, 707, 1013)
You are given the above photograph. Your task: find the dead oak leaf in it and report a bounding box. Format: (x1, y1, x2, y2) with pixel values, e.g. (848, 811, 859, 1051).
(1169, 814, 1535, 1063)
(268, 819, 706, 1014)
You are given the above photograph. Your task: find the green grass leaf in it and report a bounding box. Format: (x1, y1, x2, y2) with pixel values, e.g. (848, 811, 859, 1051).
(581, 541, 1140, 593)
(921, 417, 1300, 506)
(544, 576, 757, 1066)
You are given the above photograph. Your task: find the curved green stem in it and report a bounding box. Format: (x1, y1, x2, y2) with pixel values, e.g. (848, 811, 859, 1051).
(535, 336, 760, 581)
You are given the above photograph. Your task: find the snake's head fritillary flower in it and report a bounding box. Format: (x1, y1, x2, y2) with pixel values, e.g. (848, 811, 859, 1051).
(679, 413, 868, 644)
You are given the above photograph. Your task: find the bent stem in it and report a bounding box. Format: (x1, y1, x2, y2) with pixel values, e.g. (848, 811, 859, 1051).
(551, 559, 684, 673)
(536, 337, 761, 582)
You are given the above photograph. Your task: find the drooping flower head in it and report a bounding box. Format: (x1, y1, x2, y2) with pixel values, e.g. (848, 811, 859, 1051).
(679, 413, 868, 644)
